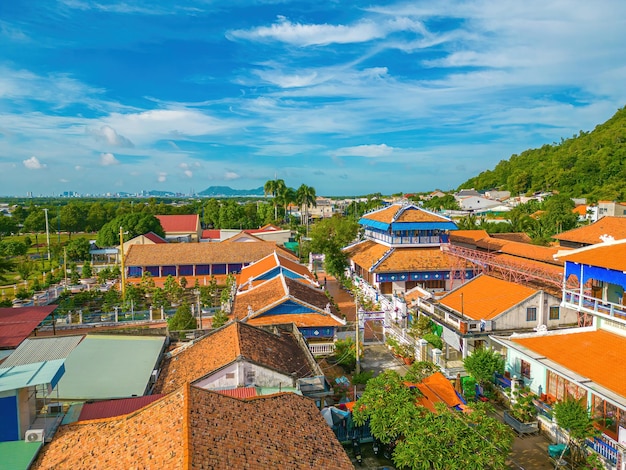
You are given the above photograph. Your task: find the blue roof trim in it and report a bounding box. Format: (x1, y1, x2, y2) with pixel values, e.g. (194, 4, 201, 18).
(358, 218, 389, 230)
(389, 222, 458, 231)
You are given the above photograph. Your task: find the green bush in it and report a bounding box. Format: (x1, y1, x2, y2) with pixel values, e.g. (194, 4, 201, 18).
(423, 333, 443, 350)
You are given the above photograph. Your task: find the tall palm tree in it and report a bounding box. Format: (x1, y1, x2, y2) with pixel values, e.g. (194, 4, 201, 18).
(280, 187, 297, 222)
(264, 178, 286, 221)
(296, 184, 317, 232)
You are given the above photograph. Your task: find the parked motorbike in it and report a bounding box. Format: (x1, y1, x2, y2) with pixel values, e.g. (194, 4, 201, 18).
(352, 437, 363, 466)
(372, 438, 380, 457)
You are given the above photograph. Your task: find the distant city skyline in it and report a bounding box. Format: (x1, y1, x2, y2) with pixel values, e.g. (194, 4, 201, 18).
(1, 1, 626, 197)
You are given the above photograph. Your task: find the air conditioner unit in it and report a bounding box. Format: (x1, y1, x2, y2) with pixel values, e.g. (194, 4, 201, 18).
(25, 429, 45, 443)
(150, 369, 160, 384)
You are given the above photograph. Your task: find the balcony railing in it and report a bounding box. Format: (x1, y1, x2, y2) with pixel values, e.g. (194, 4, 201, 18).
(586, 435, 619, 465)
(563, 290, 626, 322)
(425, 303, 493, 334)
(364, 230, 444, 246)
(308, 342, 335, 356)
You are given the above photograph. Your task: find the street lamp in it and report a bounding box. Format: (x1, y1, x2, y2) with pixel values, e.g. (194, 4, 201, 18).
(194, 288, 202, 330)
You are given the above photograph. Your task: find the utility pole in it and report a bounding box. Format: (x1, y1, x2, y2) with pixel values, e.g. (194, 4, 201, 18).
(119, 226, 126, 301)
(43, 208, 51, 263)
(355, 295, 360, 375)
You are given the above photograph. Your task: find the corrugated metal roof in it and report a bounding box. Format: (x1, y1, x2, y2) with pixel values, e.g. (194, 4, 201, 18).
(78, 394, 165, 421)
(2, 335, 84, 368)
(54, 335, 166, 400)
(0, 306, 58, 349)
(0, 359, 65, 393)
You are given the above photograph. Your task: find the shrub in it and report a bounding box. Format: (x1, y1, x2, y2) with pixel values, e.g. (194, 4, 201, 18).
(422, 333, 443, 350)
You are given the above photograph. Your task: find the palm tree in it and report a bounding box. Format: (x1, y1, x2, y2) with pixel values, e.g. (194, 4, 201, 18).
(264, 178, 286, 221)
(279, 187, 297, 222)
(296, 184, 317, 232)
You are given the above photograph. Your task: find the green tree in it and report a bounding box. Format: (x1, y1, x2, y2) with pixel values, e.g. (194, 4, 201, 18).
(15, 256, 34, 281)
(22, 209, 46, 233)
(167, 302, 197, 331)
(59, 203, 86, 237)
(81, 260, 93, 278)
(264, 178, 286, 221)
(353, 370, 513, 469)
(96, 213, 165, 247)
(332, 337, 357, 371)
(0, 215, 18, 239)
(296, 184, 317, 227)
(65, 237, 91, 261)
(0, 257, 15, 282)
(463, 348, 505, 386)
(553, 398, 598, 466)
(210, 309, 230, 329)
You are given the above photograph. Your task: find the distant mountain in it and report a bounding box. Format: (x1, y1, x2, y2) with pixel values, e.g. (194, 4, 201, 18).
(459, 106, 626, 200)
(198, 186, 265, 197)
(146, 190, 179, 197)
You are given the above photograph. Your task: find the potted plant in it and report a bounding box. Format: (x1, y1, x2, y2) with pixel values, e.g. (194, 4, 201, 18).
(503, 386, 539, 435)
(398, 343, 415, 365)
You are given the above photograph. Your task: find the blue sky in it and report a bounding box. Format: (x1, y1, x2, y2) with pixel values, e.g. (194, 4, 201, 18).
(1, 1, 625, 197)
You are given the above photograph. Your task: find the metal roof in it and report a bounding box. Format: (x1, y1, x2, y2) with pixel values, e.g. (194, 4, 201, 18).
(77, 394, 165, 421)
(0, 359, 65, 393)
(0, 441, 42, 470)
(1, 335, 84, 368)
(54, 335, 166, 400)
(359, 218, 457, 231)
(0, 306, 58, 349)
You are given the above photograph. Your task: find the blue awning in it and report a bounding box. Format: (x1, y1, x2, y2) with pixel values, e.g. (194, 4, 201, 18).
(359, 218, 389, 230)
(0, 359, 65, 393)
(565, 261, 626, 289)
(389, 222, 458, 231)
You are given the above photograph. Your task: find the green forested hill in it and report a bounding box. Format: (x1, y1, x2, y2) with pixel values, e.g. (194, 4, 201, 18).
(459, 106, 626, 200)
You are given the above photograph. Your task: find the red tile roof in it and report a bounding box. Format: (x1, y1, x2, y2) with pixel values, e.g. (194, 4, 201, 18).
(553, 216, 626, 244)
(34, 385, 354, 469)
(554, 239, 626, 271)
(200, 229, 220, 240)
(510, 329, 626, 398)
(216, 387, 258, 399)
(143, 231, 167, 243)
(77, 394, 165, 421)
(0, 306, 58, 349)
(155, 214, 199, 233)
(154, 321, 317, 395)
(375, 247, 458, 272)
(439, 275, 537, 320)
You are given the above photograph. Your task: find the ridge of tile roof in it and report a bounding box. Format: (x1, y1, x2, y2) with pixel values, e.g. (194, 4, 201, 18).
(439, 274, 538, 320)
(154, 321, 316, 395)
(510, 329, 626, 398)
(498, 241, 564, 265)
(554, 237, 626, 271)
(449, 230, 490, 243)
(155, 214, 199, 233)
(125, 238, 297, 266)
(238, 251, 315, 286)
(553, 216, 626, 244)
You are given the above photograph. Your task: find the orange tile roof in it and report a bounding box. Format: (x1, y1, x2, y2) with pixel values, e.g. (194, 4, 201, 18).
(510, 329, 626, 398)
(449, 230, 490, 243)
(248, 313, 344, 328)
(33, 387, 188, 469)
(34, 385, 353, 470)
(498, 241, 563, 265)
(376, 247, 459, 273)
(554, 216, 626, 244)
(344, 240, 391, 270)
(239, 251, 314, 285)
(555, 239, 626, 271)
(573, 205, 587, 216)
(125, 238, 297, 266)
(156, 214, 199, 233)
(231, 276, 343, 327)
(439, 274, 537, 320)
(154, 321, 316, 394)
(491, 232, 533, 244)
(362, 204, 450, 223)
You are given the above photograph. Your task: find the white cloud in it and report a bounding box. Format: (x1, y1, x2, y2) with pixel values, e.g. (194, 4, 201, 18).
(157, 172, 167, 183)
(184, 170, 193, 178)
(23, 156, 46, 170)
(59, 178, 70, 183)
(224, 171, 240, 180)
(75, 165, 82, 171)
(332, 144, 394, 158)
(88, 125, 134, 147)
(100, 153, 120, 166)
(228, 16, 409, 46)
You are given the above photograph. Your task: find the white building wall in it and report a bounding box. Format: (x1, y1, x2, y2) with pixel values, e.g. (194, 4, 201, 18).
(192, 361, 295, 390)
(506, 347, 548, 395)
